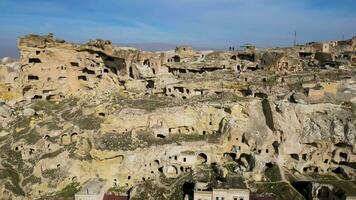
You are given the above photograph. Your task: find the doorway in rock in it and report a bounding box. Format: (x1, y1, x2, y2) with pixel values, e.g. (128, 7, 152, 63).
(197, 153, 208, 164)
(182, 182, 195, 200)
(129, 67, 134, 78)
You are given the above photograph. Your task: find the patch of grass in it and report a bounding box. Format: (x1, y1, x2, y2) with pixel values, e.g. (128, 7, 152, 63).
(168, 173, 194, 200)
(96, 132, 136, 151)
(108, 186, 127, 194)
(264, 165, 282, 182)
(55, 182, 80, 198)
(38, 121, 62, 131)
(5, 181, 25, 196)
(330, 181, 356, 196)
(40, 182, 80, 199)
(40, 149, 64, 160)
(2, 147, 23, 168)
(137, 131, 208, 147)
(20, 164, 34, 178)
(265, 75, 279, 86)
(255, 182, 305, 200)
(194, 166, 214, 182)
(22, 175, 41, 187)
(138, 130, 224, 146)
(304, 174, 356, 196)
(61, 109, 82, 121)
(181, 150, 195, 155)
(305, 173, 339, 181)
(97, 129, 226, 152)
(12, 117, 31, 135)
(42, 168, 61, 180)
(0, 166, 25, 196)
(22, 129, 42, 145)
(224, 162, 238, 173)
(130, 180, 168, 200)
(31, 98, 78, 114)
(130, 173, 193, 200)
(115, 95, 176, 112)
(75, 114, 103, 130)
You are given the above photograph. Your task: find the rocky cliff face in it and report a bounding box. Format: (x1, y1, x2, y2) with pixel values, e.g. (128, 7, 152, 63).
(0, 34, 355, 200)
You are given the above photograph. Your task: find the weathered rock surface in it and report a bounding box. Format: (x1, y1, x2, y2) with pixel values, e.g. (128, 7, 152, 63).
(0, 34, 355, 200)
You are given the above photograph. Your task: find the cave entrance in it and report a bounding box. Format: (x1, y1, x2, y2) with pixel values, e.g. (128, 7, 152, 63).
(129, 67, 134, 78)
(143, 59, 150, 67)
(156, 134, 166, 139)
(29, 58, 41, 63)
(197, 153, 208, 164)
(82, 67, 95, 74)
(28, 75, 39, 80)
(146, 80, 155, 89)
(236, 65, 241, 71)
(78, 75, 87, 81)
(172, 55, 181, 62)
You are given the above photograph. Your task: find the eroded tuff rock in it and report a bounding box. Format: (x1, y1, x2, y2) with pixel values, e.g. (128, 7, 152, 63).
(0, 34, 355, 200)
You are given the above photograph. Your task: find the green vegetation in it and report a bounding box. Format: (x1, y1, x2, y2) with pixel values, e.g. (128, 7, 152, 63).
(1, 147, 22, 167)
(265, 75, 279, 86)
(40, 182, 80, 199)
(31, 98, 78, 114)
(131, 173, 193, 200)
(61, 108, 82, 121)
(21, 129, 42, 145)
(304, 173, 356, 196)
(10, 115, 41, 145)
(195, 165, 215, 182)
(42, 168, 61, 179)
(342, 101, 356, 116)
(97, 129, 226, 152)
(130, 180, 169, 200)
(60, 105, 102, 130)
(12, 116, 31, 135)
(0, 165, 25, 196)
(124, 98, 171, 112)
(22, 175, 41, 187)
(38, 120, 62, 130)
(0, 147, 34, 177)
(108, 186, 127, 194)
(40, 149, 64, 159)
(224, 162, 238, 173)
(264, 165, 282, 182)
(180, 150, 195, 155)
(255, 182, 305, 200)
(305, 173, 339, 181)
(55, 182, 80, 198)
(331, 181, 356, 196)
(75, 114, 103, 130)
(114, 95, 177, 112)
(96, 132, 136, 151)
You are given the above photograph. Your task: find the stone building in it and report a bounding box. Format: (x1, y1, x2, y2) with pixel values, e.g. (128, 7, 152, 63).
(194, 187, 250, 200)
(193, 180, 250, 200)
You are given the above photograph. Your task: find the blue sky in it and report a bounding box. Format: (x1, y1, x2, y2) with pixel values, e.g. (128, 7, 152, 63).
(0, 0, 356, 57)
